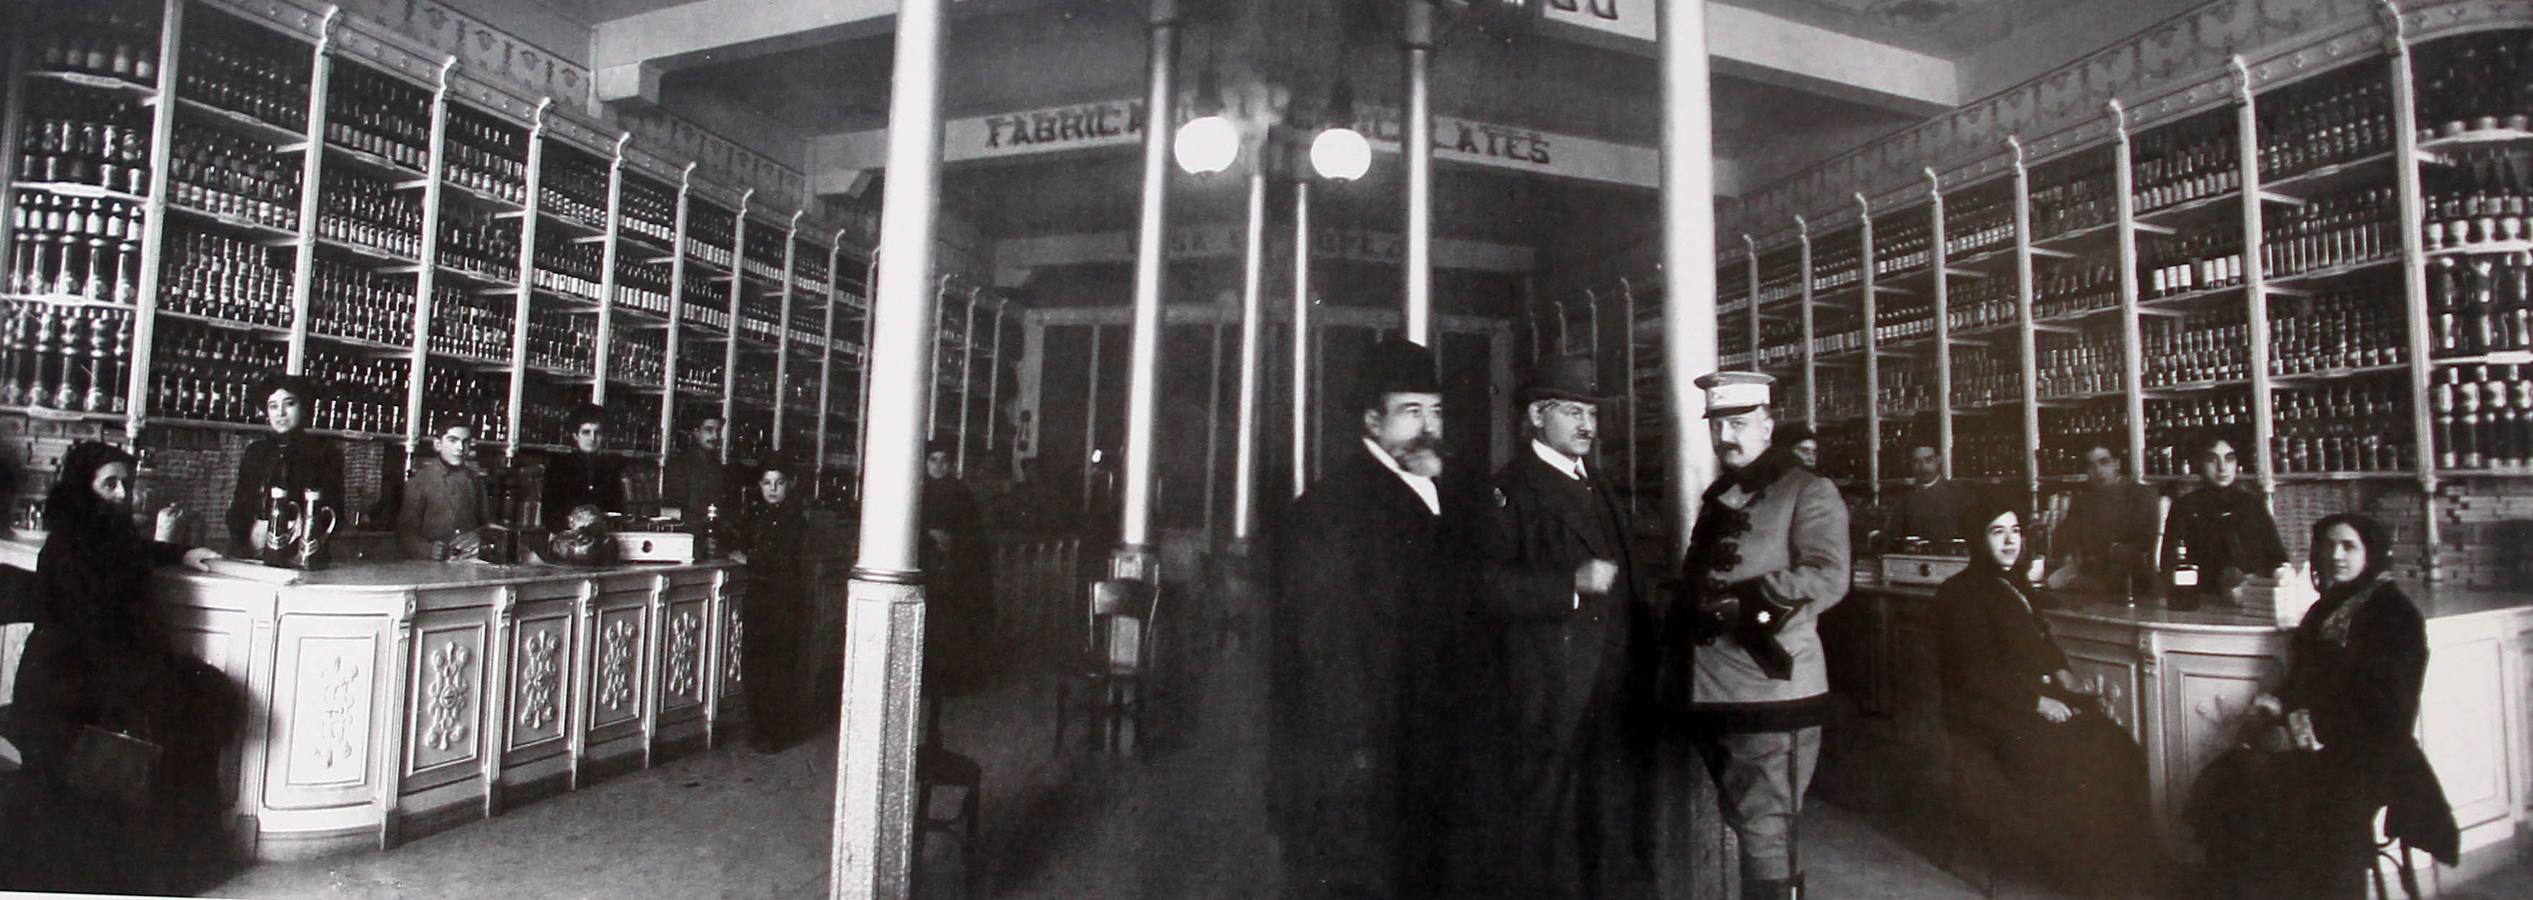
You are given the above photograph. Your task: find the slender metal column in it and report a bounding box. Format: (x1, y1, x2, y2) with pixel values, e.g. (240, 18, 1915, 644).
(956, 288, 980, 474)
(1657, 0, 1721, 557)
(985, 300, 1007, 458)
(1112, 0, 1180, 577)
(1400, 0, 1436, 345)
(830, 0, 948, 886)
(1291, 180, 1313, 496)
(1231, 167, 1268, 544)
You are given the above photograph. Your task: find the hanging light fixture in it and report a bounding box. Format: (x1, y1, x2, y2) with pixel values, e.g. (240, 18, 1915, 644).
(1310, 79, 1370, 182)
(1173, 49, 1239, 175)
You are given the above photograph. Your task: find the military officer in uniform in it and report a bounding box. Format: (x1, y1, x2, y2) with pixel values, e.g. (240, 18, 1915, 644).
(1469, 354, 1652, 898)
(1671, 371, 1851, 900)
(1269, 338, 1470, 898)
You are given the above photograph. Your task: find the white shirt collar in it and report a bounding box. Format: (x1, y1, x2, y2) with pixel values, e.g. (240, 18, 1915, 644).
(1363, 438, 1441, 516)
(1531, 439, 1587, 481)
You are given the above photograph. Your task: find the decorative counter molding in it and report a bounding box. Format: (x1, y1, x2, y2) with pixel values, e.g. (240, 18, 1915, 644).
(1, 544, 748, 862)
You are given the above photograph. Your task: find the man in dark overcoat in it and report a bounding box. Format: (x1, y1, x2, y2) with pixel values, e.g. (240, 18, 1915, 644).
(1467, 354, 1653, 898)
(1269, 338, 1470, 899)
(1671, 371, 1851, 900)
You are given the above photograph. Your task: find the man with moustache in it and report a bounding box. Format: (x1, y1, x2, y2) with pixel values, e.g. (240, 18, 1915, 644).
(1671, 372, 1851, 900)
(1468, 355, 1653, 898)
(1269, 338, 1469, 898)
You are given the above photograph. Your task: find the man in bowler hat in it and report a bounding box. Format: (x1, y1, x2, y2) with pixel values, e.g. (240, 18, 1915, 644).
(1466, 354, 1654, 898)
(1672, 371, 1850, 900)
(1268, 337, 1471, 898)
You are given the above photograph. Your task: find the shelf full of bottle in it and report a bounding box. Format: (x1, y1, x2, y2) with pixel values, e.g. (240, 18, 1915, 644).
(537, 142, 610, 234)
(167, 121, 301, 235)
(613, 256, 672, 324)
(2130, 109, 2239, 217)
(23, 1, 164, 94)
(683, 203, 736, 272)
(300, 346, 409, 437)
(2038, 403, 2127, 479)
(1944, 187, 2015, 264)
(2028, 148, 2117, 244)
(0, 299, 133, 417)
(608, 328, 667, 390)
(420, 360, 509, 445)
(739, 216, 790, 285)
(2271, 374, 2414, 477)
(428, 282, 514, 365)
(1955, 410, 2026, 479)
(530, 226, 602, 304)
(176, 4, 312, 139)
(617, 172, 675, 252)
(1947, 268, 2017, 335)
(1811, 308, 1864, 359)
(523, 301, 594, 377)
(1809, 238, 1861, 296)
(8, 193, 144, 306)
(1872, 209, 1932, 279)
(674, 343, 725, 397)
(1813, 367, 1866, 424)
(2433, 363, 2533, 475)
(1755, 250, 1802, 307)
(1877, 356, 1935, 417)
(13, 80, 155, 202)
(1872, 288, 1938, 346)
(322, 61, 430, 177)
(316, 165, 423, 261)
(1953, 340, 2026, 409)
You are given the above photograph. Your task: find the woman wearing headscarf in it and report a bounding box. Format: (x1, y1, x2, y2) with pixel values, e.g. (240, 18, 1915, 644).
(731, 460, 809, 751)
(920, 439, 995, 705)
(11, 441, 237, 893)
(2195, 513, 2456, 899)
(1933, 494, 2157, 893)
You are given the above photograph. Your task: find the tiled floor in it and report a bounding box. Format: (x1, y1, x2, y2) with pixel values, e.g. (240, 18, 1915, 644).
(197, 615, 2531, 900)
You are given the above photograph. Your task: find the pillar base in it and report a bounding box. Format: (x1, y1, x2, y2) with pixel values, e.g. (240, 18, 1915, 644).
(830, 574, 928, 898)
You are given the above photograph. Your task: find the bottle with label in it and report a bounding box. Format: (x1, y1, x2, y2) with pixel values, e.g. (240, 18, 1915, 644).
(2168, 537, 2201, 610)
(698, 503, 722, 560)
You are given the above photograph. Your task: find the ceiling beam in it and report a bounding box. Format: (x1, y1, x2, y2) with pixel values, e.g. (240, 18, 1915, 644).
(595, 0, 1959, 120)
(1534, 1, 1958, 117)
(589, 0, 1042, 77)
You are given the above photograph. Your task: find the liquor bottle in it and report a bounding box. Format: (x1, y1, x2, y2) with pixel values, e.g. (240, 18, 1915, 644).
(2168, 538, 2201, 606)
(2030, 151, 2116, 240)
(160, 228, 294, 327)
(540, 144, 610, 227)
(686, 206, 735, 269)
(532, 227, 604, 300)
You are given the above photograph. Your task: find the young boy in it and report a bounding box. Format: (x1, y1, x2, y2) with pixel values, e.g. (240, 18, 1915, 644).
(397, 418, 490, 561)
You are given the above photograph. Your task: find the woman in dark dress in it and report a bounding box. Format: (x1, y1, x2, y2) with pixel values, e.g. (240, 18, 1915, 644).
(1934, 498, 2157, 894)
(2196, 513, 2456, 899)
(731, 462, 808, 751)
(10, 441, 238, 893)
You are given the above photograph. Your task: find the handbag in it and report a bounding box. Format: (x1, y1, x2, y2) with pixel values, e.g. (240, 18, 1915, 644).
(57, 723, 162, 809)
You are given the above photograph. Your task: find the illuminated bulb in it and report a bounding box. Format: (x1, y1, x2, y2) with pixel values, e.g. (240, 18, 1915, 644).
(1173, 116, 1240, 175)
(1311, 126, 1371, 182)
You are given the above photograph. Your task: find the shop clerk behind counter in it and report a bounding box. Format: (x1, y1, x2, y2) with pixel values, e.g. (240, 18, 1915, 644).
(542, 402, 624, 525)
(224, 373, 344, 559)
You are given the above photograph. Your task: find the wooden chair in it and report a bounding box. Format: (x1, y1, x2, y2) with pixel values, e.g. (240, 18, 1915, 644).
(1052, 578, 1158, 756)
(914, 742, 982, 897)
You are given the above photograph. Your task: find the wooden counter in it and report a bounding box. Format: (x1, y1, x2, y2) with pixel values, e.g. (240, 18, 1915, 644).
(0, 538, 751, 861)
(1831, 571, 2533, 892)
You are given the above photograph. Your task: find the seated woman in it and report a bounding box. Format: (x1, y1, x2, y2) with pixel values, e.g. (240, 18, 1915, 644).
(2195, 513, 2457, 899)
(9, 441, 237, 893)
(1934, 497, 2157, 893)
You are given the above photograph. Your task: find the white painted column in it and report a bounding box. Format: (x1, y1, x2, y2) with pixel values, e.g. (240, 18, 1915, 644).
(1400, 0, 1436, 345)
(1231, 168, 1268, 544)
(1111, 0, 1179, 580)
(829, 0, 948, 887)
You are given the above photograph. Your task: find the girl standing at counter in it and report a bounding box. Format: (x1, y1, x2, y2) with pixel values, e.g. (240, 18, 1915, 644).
(9, 441, 235, 893)
(1934, 498, 2157, 895)
(225, 373, 344, 563)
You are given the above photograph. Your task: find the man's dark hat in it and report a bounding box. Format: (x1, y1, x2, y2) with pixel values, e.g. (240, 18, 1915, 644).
(1517, 355, 1609, 405)
(1348, 338, 1441, 409)
(250, 371, 321, 406)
